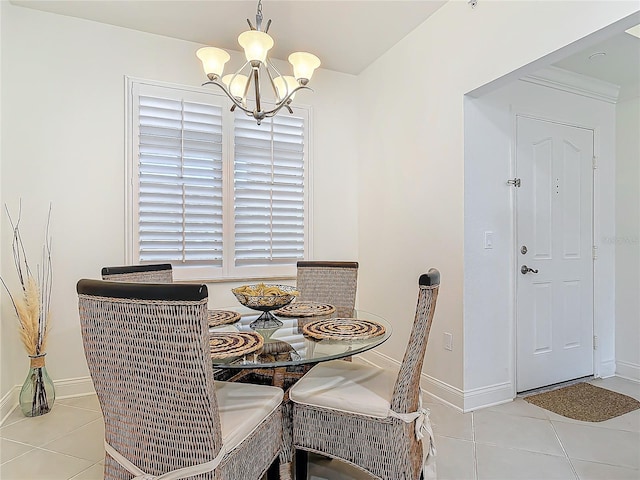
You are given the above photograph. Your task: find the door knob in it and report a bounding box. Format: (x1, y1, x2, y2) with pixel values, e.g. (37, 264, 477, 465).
(521, 265, 539, 274)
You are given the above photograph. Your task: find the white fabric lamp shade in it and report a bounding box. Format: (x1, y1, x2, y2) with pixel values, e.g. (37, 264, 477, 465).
(288, 52, 321, 82)
(238, 30, 274, 63)
(196, 47, 231, 78)
(273, 75, 298, 101)
(222, 74, 249, 98)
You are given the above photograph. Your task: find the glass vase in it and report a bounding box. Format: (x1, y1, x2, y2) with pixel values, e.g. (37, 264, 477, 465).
(19, 354, 55, 417)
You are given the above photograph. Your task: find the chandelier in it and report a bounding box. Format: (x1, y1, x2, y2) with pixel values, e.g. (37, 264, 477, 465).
(196, 0, 321, 125)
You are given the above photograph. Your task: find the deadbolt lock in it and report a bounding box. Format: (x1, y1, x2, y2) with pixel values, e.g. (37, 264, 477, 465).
(520, 245, 527, 255)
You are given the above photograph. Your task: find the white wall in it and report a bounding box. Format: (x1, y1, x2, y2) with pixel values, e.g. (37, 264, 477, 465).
(464, 79, 617, 409)
(0, 0, 7, 408)
(0, 3, 358, 404)
(357, 0, 638, 410)
(615, 95, 640, 381)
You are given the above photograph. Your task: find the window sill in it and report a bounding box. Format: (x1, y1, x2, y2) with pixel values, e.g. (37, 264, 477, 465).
(174, 275, 296, 285)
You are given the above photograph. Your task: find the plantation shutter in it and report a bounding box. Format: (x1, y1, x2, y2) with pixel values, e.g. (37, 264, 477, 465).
(233, 113, 306, 267)
(136, 90, 224, 266)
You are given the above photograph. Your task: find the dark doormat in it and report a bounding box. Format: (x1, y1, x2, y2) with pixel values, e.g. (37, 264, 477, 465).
(524, 382, 640, 422)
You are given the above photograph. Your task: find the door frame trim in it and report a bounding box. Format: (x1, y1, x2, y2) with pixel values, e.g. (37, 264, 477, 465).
(510, 111, 598, 395)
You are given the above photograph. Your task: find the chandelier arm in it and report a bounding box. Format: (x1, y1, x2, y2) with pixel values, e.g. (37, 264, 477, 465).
(241, 78, 251, 108)
(201, 80, 309, 121)
(224, 64, 252, 107)
(263, 106, 289, 119)
(201, 80, 254, 117)
(232, 60, 252, 107)
(264, 60, 284, 101)
(260, 85, 312, 117)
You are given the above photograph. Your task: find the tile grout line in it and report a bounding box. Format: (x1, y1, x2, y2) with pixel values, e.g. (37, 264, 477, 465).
(55, 401, 102, 415)
(67, 460, 104, 480)
(471, 408, 588, 460)
(548, 415, 640, 470)
(1, 406, 102, 454)
(0, 444, 95, 470)
(0, 444, 36, 466)
(548, 419, 580, 480)
(0, 436, 38, 448)
(2, 402, 101, 429)
(34, 417, 105, 461)
(471, 411, 479, 480)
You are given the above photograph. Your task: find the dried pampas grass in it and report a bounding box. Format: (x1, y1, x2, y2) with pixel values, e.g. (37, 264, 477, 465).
(0, 202, 53, 357)
(15, 277, 43, 356)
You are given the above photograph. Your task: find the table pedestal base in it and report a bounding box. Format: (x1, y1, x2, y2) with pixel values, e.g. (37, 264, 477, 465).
(249, 311, 283, 329)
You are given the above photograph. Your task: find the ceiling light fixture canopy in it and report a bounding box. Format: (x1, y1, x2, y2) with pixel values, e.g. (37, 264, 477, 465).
(196, 0, 320, 124)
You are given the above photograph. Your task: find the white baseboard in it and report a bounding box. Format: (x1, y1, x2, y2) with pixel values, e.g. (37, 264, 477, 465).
(599, 359, 617, 378)
(358, 351, 518, 412)
(422, 373, 465, 412)
(1, 388, 18, 425)
(357, 350, 399, 371)
(462, 381, 513, 412)
(1, 376, 95, 425)
(54, 376, 96, 399)
(358, 350, 465, 411)
(616, 361, 640, 382)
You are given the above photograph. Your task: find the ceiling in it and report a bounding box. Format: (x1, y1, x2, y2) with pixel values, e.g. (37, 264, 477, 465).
(552, 30, 640, 94)
(9, 0, 448, 75)
(9, 0, 639, 90)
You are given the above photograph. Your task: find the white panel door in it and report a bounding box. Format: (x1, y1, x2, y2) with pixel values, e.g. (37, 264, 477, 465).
(516, 116, 594, 393)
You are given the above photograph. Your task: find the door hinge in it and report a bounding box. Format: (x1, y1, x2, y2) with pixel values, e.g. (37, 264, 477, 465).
(507, 178, 521, 187)
(592, 245, 598, 260)
(593, 335, 598, 350)
(592, 156, 598, 170)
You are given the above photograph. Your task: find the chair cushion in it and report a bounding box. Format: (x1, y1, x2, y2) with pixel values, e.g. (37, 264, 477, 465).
(214, 381, 283, 451)
(289, 360, 398, 418)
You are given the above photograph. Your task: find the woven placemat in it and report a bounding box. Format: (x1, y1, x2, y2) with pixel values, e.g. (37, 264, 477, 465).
(302, 317, 386, 340)
(208, 309, 241, 327)
(524, 382, 640, 422)
(209, 332, 263, 359)
(274, 301, 336, 317)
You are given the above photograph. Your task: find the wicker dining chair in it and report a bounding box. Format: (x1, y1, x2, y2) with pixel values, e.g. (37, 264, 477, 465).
(101, 263, 173, 283)
(77, 279, 284, 480)
(295, 261, 358, 315)
(289, 269, 440, 480)
(247, 260, 359, 384)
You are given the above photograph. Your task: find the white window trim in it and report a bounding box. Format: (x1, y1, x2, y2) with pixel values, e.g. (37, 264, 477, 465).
(124, 76, 313, 282)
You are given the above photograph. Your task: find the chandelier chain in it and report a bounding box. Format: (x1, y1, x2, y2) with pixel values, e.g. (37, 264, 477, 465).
(256, 0, 263, 30)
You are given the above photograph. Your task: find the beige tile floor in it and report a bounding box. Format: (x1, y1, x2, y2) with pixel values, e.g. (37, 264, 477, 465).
(1, 376, 638, 480)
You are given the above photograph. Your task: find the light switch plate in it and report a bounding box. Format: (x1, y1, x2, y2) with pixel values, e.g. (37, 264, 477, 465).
(443, 332, 453, 351)
(484, 231, 494, 249)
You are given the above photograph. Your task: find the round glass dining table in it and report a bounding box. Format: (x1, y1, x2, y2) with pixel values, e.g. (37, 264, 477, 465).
(209, 306, 392, 370)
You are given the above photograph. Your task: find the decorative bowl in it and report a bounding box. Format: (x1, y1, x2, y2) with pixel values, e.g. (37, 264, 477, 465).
(231, 283, 299, 328)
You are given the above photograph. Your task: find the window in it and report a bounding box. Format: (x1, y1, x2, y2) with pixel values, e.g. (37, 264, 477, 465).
(126, 79, 310, 281)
